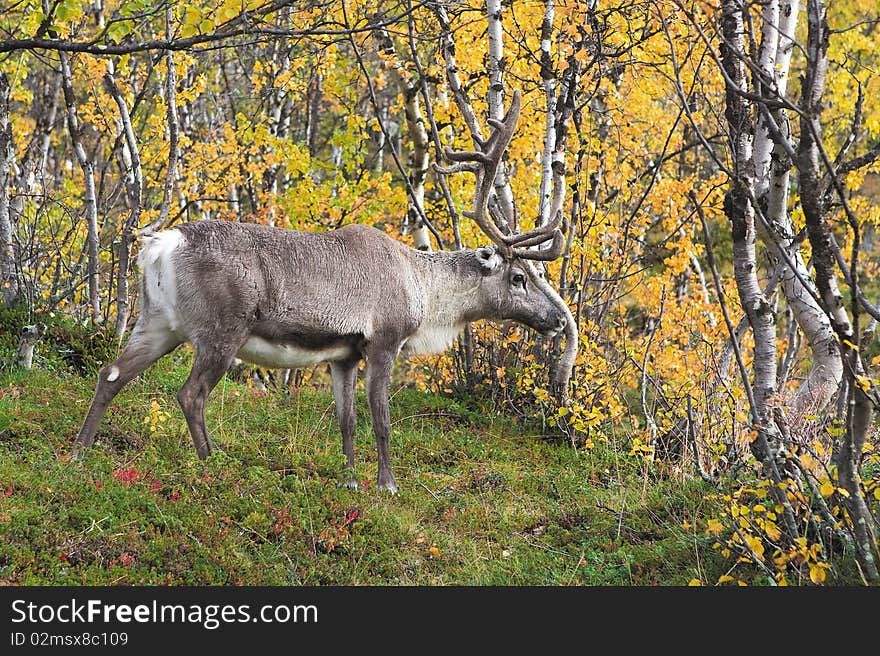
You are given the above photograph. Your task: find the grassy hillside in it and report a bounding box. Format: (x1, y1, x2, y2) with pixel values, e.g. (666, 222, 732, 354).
(0, 347, 733, 586)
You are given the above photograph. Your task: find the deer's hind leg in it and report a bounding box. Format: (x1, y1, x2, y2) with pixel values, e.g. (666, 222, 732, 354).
(176, 338, 246, 460)
(72, 317, 182, 458)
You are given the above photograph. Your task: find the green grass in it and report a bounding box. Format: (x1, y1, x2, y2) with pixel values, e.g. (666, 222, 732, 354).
(0, 350, 730, 586)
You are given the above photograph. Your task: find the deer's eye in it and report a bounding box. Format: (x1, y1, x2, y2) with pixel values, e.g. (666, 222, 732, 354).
(512, 272, 526, 288)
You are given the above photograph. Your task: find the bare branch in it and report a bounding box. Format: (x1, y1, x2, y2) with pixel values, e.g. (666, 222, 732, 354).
(154, 7, 179, 231)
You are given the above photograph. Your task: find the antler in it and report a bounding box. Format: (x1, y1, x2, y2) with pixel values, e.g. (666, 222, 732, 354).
(435, 90, 521, 251)
(510, 158, 567, 260)
(435, 90, 566, 260)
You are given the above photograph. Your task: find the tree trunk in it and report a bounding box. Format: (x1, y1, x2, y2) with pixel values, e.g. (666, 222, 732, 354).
(36, 78, 61, 189)
(797, 0, 879, 582)
(750, 0, 841, 416)
(16, 324, 38, 369)
(306, 71, 322, 160)
(719, 0, 803, 544)
(154, 8, 179, 231)
(537, 0, 556, 226)
(60, 51, 101, 324)
(485, 0, 515, 233)
(0, 72, 19, 307)
(719, 0, 777, 437)
(373, 26, 431, 250)
(104, 70, 143, 340)
(402, 85, 431, 251)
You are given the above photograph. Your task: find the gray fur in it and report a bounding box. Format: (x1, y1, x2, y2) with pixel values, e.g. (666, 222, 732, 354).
(72, 220, 566, 493)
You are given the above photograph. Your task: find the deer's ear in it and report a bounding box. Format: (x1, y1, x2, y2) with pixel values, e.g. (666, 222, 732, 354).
(476, 246, 503, 273)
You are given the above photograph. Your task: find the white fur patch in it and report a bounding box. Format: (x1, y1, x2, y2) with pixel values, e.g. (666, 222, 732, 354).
(106, 366, 120, 382)
(138, 229, 184, 331)
(236, 337, 353, 369)
(403, 323, 465, 355)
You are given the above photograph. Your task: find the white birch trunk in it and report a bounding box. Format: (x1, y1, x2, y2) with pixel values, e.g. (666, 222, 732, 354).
(0, 72, 17, 307)
(156, 13, 180, 231)
(720, 0, 778, 431)
(751, 0, 841, 414)
(485, 0, 515, 230)
(104, 69, 143, 339)
(374, 27, 431, 250)
(60, 51, 101, 323)
(752, 0, 780, 191)
(538, 0, 556, 225)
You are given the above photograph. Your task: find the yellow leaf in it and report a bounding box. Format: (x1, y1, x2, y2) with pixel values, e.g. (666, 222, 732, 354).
(744, 534, 765, 558)
(706, 518, 724, 536)
(687, 578, 702, 586)
(809, 564, 826, 585)
(217, 2, 240, 23)
(717, 574, 734, 584)
(819, 481, 834, 497)
(183, 7, 201, 25)
(428, 546, 441, 558)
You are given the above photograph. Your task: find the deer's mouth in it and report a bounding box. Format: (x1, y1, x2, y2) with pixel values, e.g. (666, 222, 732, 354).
(538, 317, 567, 340)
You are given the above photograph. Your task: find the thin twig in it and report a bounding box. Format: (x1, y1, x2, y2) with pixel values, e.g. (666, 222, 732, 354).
(690, 191, 759, 425)
(342, 0, 444, 250)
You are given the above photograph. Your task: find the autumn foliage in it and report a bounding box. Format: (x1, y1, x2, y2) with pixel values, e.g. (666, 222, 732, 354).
(1, 0, 879, 584)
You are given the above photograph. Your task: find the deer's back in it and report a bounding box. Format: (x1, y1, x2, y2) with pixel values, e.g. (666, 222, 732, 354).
(138, 220, 423, 352)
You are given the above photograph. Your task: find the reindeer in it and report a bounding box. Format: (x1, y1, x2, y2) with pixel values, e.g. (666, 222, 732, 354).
(71, 91, 577, 493)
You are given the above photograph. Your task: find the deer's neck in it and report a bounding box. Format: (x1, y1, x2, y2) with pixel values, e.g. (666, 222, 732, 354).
(412, 250, 483, 324)
(402, 251, 483, 355)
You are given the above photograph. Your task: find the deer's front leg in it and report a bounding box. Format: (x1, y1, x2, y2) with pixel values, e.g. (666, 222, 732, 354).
(365, 345, 398, 494)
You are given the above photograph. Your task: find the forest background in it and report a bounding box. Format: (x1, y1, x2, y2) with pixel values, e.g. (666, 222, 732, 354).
(0, 0, 879, 585)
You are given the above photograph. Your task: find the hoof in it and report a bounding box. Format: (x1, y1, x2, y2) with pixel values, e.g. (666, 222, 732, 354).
(337, 468, 359, 490)
(68, 445, 87, 462)
(378, 480, 399, 496)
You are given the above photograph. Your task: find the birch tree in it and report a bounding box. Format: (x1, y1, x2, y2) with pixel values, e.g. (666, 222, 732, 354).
(796, 0, 879, 582)
(0, 72, 18, 307)
(750, 0, 842, 416)
(373, 23, 431, 251)
(433, 0, 579, 409)
(60, 50, 101, 324)
(704, 0, 880, 578)
(718, 0, 798, 541)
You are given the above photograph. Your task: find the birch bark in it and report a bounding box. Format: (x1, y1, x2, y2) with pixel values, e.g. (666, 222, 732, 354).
(751, 0, 841, 415)
(0, 73, 18, 307)
(60, 51, 101, 323)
